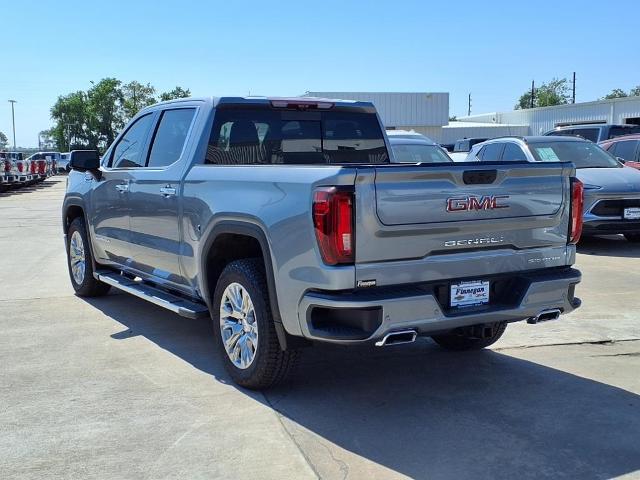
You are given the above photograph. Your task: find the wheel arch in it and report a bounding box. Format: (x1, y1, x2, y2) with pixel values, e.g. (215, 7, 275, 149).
(200, 220, 294, 350)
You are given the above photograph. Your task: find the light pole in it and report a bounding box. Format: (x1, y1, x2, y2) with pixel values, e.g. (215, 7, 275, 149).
(8, 100, 17, 149)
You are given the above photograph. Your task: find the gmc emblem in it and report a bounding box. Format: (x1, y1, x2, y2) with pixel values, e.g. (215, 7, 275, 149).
(446, 195, 510, 212)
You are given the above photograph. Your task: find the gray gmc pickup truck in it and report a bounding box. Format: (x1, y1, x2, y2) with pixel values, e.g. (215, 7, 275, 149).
(63, 96, 583, 389)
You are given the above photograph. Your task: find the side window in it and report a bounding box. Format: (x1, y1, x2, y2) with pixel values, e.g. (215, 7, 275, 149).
(571, 128, 599, 143)
(479, 143, 504, 161)
(501, 143, 527, 161)
(611, 140, 638, 162)
(111, 114, 154, 168)
(147, 108, 196, 168)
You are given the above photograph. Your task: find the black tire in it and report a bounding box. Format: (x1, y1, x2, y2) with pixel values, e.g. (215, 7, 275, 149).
(624, 233, 640, 243)
(431, 322, 507, 351)
(66, 217, 111, 297)
(212, 258, 298, 390)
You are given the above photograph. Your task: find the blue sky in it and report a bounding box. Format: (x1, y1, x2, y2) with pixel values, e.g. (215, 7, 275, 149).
(2, 0, 639, 147)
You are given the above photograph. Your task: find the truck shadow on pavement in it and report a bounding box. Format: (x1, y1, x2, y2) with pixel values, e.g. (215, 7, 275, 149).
(578, 234, 640, 258)
(86, 294, 640, 480)
(0, 180, 58, 197)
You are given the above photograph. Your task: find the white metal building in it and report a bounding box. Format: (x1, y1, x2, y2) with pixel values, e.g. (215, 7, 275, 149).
(458, 96, 640, 136)
(304, 91, 533, 143)
(304, 92, 449, 140)
(440, 121, 529, 144)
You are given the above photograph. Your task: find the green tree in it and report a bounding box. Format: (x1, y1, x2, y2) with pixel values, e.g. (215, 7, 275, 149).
(160, 86, 191, 101)
(86, 78, 125, 149)
(50, 91, 90, 150)
(630, 86, 640, 97)
(515, 78, 570, 109)
(603, 88, 628, 100)
(0, 131, 7, 149)
(48, 79, 191, 153)
(122, 81, 157, 120)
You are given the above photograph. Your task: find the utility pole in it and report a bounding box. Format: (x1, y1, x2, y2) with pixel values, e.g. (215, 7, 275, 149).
(8, 100, 17, 149)
(66, 124, 73, 151)
(530, 81, 535, 109)
(572, 71, 576, 104)
(468, 93, 471, 116)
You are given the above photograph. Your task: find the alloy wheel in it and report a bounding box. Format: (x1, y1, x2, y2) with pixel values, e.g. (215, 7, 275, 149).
(219, 282, 258, 369)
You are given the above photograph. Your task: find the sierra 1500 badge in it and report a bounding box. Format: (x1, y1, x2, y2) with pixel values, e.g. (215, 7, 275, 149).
(446, 195, 510, 212)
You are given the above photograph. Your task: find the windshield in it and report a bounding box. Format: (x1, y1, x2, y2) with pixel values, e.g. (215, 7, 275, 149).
(391, 143, 452, 163)
(529, 141, 620, 168)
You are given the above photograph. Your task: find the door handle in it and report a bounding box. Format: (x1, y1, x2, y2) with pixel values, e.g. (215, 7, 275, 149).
(115, 183, 129, 193)
(160, 185, 177, 197)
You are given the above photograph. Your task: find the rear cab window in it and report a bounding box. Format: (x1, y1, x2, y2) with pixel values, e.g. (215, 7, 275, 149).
(571, 128, 600, 143)
(147, 108, 196, 168)
(206, 105, 389, 165)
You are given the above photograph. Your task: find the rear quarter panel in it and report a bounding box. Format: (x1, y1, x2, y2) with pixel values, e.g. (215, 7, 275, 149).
(182, 165, 358, 335)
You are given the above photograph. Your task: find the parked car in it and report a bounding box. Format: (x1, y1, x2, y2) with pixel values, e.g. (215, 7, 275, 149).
(466, 136, 640, 242)
(599, 134, 640, 170)
(0, 152, 15, 187)
(58, 152, 71, 173)
(8, 152, 34, 185)
(28, 152, 60, 178)
(27, 153, 48, 180)
(389, 136, 453, 163)
(544, 124, 640, 143)
(63, 96, 582, 389)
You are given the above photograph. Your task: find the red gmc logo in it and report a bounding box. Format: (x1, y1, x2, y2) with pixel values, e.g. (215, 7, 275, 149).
(446, 195, 510, 212)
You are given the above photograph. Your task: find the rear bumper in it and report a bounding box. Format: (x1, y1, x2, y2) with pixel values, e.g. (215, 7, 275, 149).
(298, 267, 581, 344)
(15, 174, 34, 183)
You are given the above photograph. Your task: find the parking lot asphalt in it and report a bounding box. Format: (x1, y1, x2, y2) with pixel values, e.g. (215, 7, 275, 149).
(1, 177, 639, 480)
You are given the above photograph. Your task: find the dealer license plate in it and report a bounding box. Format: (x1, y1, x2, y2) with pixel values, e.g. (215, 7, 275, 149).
(450, 280, 490, 308)
(624, 207, 640, 220)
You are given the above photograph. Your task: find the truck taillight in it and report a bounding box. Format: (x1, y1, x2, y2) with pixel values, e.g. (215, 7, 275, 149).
(569, 178, 584, 244)
(31, 162, 37, 174)
(3, 161, 9, 172)
(313, 187, 354, 265)
(17, 162, 24, 172)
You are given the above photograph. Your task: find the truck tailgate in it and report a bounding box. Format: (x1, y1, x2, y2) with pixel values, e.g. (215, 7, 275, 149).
(354, 162, 576, 286)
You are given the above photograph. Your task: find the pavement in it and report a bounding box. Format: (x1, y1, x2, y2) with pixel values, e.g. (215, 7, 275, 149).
(1, 177, 639, 480)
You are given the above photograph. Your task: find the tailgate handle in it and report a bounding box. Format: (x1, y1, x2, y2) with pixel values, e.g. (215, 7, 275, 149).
(463, 170, 497, 185)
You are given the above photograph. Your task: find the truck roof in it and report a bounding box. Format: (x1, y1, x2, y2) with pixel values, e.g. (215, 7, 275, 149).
(144, 96, 377, 112)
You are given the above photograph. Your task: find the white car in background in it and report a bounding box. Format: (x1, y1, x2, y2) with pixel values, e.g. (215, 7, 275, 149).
(58, 152, 71, 172)
(388, 135, 453, 163)
(385, 129, 435, 143)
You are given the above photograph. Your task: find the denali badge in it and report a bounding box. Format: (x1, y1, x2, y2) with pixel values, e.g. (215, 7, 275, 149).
(446, 195, 510, 212)
(444, 236, 505, 247)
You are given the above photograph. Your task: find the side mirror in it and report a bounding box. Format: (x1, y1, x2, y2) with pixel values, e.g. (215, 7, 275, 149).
(69, 150, 100, 171)
(616, 156, 626, 164)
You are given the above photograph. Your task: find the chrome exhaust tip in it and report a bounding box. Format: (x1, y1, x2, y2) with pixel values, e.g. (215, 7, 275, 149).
(527, 308, 562, 324)
(375, 329, 417, 347)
